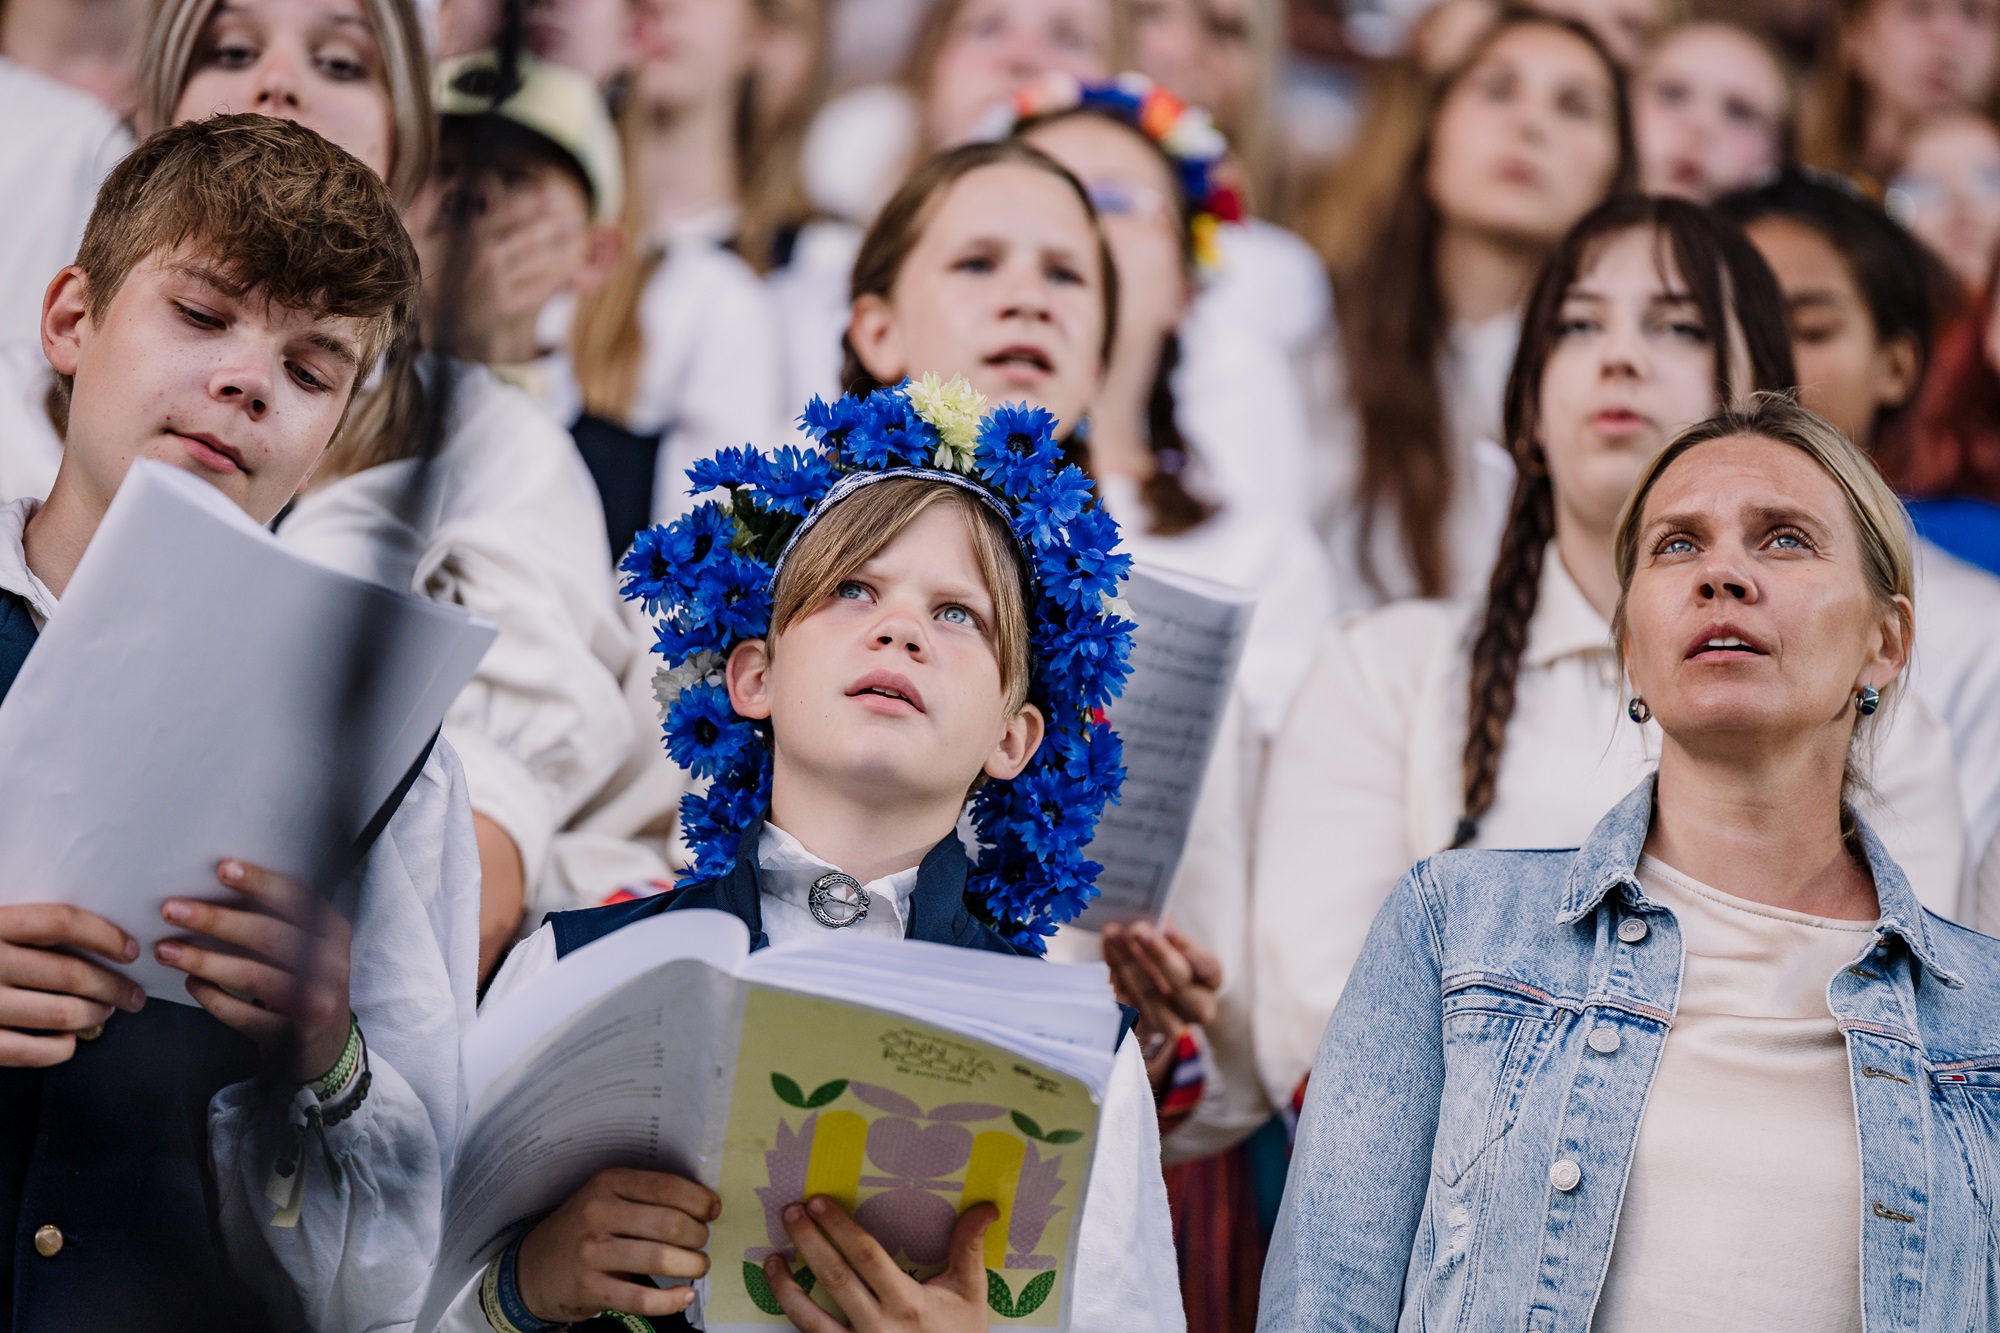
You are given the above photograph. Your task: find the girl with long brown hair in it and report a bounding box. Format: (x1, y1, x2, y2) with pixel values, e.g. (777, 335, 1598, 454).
(1314, 10, 1632, 612)
(1251, 195, 1971, 1121)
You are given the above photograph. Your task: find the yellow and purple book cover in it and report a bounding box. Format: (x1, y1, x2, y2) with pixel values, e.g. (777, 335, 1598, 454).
(706, 986, 1098, 1329)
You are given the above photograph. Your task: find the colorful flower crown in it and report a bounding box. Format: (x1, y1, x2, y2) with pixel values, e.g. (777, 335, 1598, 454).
(979, 71, 1244, 271)
(619, 376, 1136, 951)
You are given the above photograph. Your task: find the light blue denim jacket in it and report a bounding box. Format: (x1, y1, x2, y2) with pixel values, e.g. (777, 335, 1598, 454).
(1259, 777, 2000, 1332)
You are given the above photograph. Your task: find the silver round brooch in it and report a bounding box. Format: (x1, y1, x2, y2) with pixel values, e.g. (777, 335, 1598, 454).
(808, 871, 869, 929)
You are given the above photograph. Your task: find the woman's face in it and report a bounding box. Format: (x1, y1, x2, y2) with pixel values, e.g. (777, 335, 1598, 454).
(1635, 24, 1787, 203)
(849, 163, 1107, 432)
(1131, 0, 1214, 107)
(1890, 111, 2000, 290)
(1744, 215, 1919, 448)
(1849, 0, 2000, 126)
(630, 0, 759, 115)
(175, 0, 394, 180)
(1023, 115, 1189, 384)
(1427, 23, 1623, 249)
(1621, 434, 1908, 753)
(1538, 226, 1734, 538)
(923, 0, 1115, 150)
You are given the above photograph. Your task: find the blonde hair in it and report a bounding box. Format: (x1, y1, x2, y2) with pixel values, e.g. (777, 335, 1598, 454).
(770, 476, 1032, 713)
(137, 0, 435, 204)
(1611, 396, 1916, 793)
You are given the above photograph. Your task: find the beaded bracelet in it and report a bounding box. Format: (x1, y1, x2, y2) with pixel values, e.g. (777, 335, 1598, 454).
(307, 1014, 364, 1103)
(480, 1235, 564, 1333)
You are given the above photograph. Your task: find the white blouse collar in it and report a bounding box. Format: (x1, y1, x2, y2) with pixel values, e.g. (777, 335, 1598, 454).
(0, 497, 55, 627)
(756, 821, 921, 928)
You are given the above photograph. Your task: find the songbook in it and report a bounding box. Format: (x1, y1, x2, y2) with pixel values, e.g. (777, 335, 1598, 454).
(416, 909, 1126, 1332)
(0, 460, 495, 1001)
(1074, 562, 1254, 927)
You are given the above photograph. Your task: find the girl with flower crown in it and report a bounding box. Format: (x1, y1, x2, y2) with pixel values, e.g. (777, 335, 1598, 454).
(437, 145, 1183, 1333)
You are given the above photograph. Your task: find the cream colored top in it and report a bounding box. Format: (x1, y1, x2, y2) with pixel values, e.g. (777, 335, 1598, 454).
(1594, 856, 1869, 1332)
(1247, 545, 1968, 1108)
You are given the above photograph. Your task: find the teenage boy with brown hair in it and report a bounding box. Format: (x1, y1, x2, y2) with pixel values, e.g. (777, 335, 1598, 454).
(0, 113, 482, 1332)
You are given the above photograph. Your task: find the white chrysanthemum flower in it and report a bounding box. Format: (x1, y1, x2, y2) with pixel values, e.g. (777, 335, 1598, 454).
(908, 371, 986, 473)
(1101, 593, 1137, 625)
(652, 650, 726, 718)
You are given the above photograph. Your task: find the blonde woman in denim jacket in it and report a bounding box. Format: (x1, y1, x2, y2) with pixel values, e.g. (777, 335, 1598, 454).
(1261, 398, 2000, 1332)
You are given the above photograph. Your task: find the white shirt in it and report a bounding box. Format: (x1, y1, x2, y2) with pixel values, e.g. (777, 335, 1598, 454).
(1308, 309, 1521, 612)
(765, 217, 863, 412)
(278, 360, 646, 913)
(0, 495, 482, 1331)
(1594, 856, 1868, 1332)
(1248, 546, 1969, 1109)
(448, 831, 1187, 1333)
(539, 233, 789, 525)
(0, 57, 131, 347)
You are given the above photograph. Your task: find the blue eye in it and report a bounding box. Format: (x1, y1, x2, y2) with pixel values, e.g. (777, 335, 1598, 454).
(836, 581, 869, 601)
(1659, 536, 1696, 555)
(939, 604, 974, 626)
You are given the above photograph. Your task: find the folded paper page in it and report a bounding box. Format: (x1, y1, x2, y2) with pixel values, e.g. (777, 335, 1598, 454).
(0, 460, 496, 1000)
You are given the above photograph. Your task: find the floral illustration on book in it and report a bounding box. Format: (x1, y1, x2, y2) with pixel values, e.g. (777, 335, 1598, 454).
(712, 989, 1097, 1327)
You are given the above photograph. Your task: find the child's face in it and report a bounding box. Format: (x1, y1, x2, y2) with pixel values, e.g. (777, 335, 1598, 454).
(414, 148, 604, 353)
(848, 163, 1106, 436)
(1635, 24, 1787, 204)
(729, 504, 1043, 812)
(925, 0, 1115, 149)
(176, 0, 394, 183)
(43, 249, 366, 523)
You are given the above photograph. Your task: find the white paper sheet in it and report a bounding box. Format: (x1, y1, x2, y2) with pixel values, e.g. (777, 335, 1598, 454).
(0, 461, 495, 1001)
(1076, 563, 1254, 927)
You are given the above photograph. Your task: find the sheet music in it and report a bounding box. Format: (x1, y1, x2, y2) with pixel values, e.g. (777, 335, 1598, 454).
(1076, 563, 1254, 927)
(0, 461, 495, 1001)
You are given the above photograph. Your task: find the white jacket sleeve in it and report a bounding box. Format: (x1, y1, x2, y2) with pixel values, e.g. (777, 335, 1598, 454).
(1069, 1038, 1187, 1332)
(1250, 608, 1454, 1109)
(209, 740, 482, 1332)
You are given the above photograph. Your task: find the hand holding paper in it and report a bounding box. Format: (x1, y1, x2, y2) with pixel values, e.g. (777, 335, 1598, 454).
(0, 903, 145, 1067)
(766, 1196, 997, 1333)
(513, 1168, 717, 1324)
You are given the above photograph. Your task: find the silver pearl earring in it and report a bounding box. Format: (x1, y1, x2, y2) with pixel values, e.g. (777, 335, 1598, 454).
(1627, 697, 1652, 724)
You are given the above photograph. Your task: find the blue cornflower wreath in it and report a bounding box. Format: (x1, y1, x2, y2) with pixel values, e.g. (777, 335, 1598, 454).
(620, 375, 1135, 951)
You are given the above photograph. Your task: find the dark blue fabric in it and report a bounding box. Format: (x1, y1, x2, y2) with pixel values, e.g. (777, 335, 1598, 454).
(1908, 496, 2000, 577)
(570, 413, 663, 563)
(551, 822, 1026, 960)
(0, 590, 35, 700)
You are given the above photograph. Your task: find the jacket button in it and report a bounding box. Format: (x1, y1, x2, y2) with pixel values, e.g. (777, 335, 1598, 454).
(32, 1225, 62, 1258)
(76, 1024, 104, 1042)
(1549, 1160, 1582, 1192)
(1588, 1026, 1621, 1055)
(1618, 918, 1649, 944)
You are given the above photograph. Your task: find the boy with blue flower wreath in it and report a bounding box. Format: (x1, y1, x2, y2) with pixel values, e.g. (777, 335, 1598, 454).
(452, 375, 1185, 1332)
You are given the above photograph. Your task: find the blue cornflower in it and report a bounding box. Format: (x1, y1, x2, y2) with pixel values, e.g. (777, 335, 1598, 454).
(799, 393, 867, 446)
(619, 523, 683, 612)
(974, 403, 1062, 499)
(686, 445, 767, 497)
(664, 680, 763, 779)
(1015, 465, 1094, 547)
(1036, 506, 1130, 613)
(1035, 613, 1133, 713)
(756, 446, 837, 515)
(654, 608, 725, 663)
(852, 390, 937, 469)
(697, 552, 774, 641)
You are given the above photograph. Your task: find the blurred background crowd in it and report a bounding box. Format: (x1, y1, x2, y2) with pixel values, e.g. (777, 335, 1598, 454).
(6, 0, 2000, 1326)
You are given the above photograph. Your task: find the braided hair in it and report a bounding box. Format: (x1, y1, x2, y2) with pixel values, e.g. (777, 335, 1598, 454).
(1451, 195, 1797, 847)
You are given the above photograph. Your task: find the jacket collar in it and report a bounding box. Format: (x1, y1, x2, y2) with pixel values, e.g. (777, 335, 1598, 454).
(684, 817, 1014, 954)
(1560, 775, 1966, 988)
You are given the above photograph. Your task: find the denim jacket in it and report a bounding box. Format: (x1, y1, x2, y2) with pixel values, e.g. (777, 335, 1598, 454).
(1259, 777, 2000, 1332)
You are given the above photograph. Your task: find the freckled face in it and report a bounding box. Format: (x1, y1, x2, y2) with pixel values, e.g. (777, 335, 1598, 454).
(50, 251, 364, 523)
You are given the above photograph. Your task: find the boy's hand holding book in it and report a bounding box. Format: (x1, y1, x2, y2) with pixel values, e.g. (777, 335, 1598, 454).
(514, 1167, 718, 1324)
(765, 1195, 998, 1333)
(0, 903, 147, 1065)
(155, 858, 354, 1083)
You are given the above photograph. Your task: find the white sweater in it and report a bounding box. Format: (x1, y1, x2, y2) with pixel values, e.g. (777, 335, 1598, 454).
(278, 360, 655, 919)
(1247, 546, 1970, 1109)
